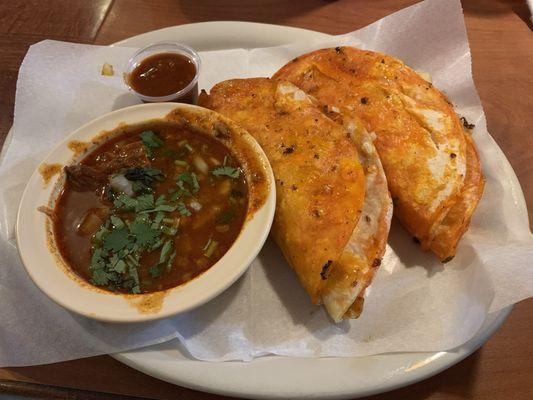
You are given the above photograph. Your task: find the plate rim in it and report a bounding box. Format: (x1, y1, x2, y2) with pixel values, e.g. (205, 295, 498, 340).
(93, 20, 517, 399)
(111, 20, 332, 49)
(114, 306, 512, 400)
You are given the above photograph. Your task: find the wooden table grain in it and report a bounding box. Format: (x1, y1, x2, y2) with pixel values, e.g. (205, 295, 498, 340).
(0, 0, 532, 399)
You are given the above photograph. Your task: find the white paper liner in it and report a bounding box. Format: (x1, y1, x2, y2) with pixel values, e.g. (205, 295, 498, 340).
(1, 0, 532, 365)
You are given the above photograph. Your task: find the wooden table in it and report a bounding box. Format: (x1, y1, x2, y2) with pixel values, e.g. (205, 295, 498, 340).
(1, 0, 532, 398)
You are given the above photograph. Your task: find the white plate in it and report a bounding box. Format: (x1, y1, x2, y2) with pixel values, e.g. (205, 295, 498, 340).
(110, 22, 517, 399)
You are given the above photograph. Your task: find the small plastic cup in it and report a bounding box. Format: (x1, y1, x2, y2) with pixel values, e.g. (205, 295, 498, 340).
(124, 41, 201, 104)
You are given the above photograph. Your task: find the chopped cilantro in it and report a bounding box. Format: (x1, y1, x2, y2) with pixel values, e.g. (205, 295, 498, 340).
(149, 240, 175, 278)
(212, 166, 240, 178)
(89, 213, 168, 293)
(128, 264, 141, 294)
(169, 189, 183, 201)
(149, 265, 163, 278)
(87, 143, 200, 293)
(160, 225, 177, 235)
(93, 225, 109, 244)
(90, 248, 105, 270)
(113, 259, 127, 274)
(152, 212, 165, 228)
(129, 220, 160, 247)
(176, 202, 192, 216)
(153, 204, 177, 213)
(139, 195, 177, 214)
(175, 181, 192, 197)
(150, 238, 165, 251)
(140, 131, 164, 158)
(176, 171, 200, 193)
(91, 268, 111, 286)
(166, 251, 176, 271)
(162, 149, 177, 159)
(159, 240, 173, 264)
(191, 173, 200, 193)
(110, 215, 125, 230)
(114, 194, 137, 211)
(124, 167, 164, 194)
(135, 194, 155, 212)
(155, 195, 166, 206)
(103, 229, 129, 252)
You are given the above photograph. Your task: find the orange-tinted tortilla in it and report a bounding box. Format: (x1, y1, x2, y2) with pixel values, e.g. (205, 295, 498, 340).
(275, 47, 483, 261)
(200, 78, 369, 314)
(201, 78, 392, 321)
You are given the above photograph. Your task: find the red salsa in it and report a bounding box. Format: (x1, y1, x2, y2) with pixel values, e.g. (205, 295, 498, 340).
(54, 121, 248, 294)
(127, 52, 197, 101)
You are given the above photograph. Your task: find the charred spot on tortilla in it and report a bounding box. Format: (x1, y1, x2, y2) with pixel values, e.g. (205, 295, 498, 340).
(320, 260, 333, 280)
(460, 116, 475, 130)
(283, 145, 295, 154)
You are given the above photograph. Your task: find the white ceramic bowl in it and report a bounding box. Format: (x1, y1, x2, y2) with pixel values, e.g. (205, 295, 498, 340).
(16, 103, 276, 323)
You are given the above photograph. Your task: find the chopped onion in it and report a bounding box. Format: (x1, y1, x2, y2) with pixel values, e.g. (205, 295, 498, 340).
(189, 200, 202, 211)
(215, 224, 230, 233)
(109, 174, 134, 196)
(193, 156, 209, 174)
(203, 240, 219, 258)
(219, 180, 231, 196)
(192, 205, 220, 229)
(77, 208, 109, 235)
(101, 62, 114, 76)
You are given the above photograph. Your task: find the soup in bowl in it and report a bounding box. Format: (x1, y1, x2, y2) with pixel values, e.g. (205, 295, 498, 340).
(16, 103, 275, 322)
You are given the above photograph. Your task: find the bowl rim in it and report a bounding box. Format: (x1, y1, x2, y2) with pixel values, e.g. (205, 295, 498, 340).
(16, 103, 276, 323)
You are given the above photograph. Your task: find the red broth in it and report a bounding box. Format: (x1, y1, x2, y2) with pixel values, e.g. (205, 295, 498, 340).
(54, 121, 248, 294)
